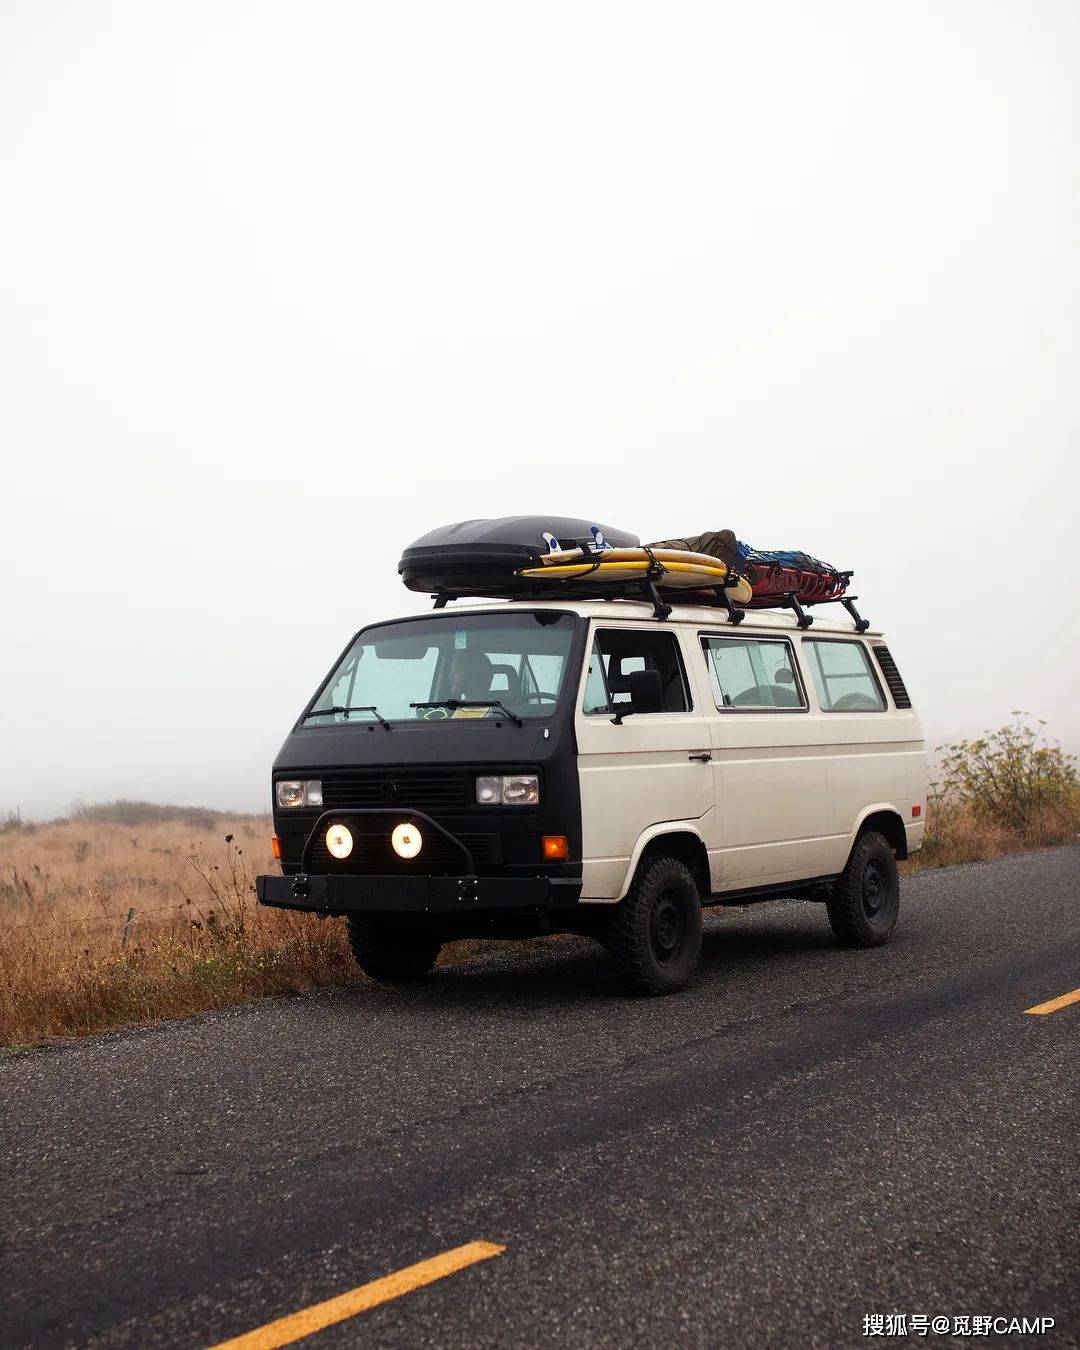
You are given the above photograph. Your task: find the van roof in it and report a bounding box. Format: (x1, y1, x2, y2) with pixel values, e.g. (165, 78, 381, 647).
(409, 597, 883, 638)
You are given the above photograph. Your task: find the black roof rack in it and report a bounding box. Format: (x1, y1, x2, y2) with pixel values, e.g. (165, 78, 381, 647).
(428, 567, 872, 630)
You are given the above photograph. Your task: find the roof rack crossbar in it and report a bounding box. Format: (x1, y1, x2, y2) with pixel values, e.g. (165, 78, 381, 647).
(782, 592, 814, 629)
(840, 596, 870, 633)
(713, 583, 746, 625)
(790, 588, 870, 632)
(423, 569, 870, 630)
(644, 579, 673, 621)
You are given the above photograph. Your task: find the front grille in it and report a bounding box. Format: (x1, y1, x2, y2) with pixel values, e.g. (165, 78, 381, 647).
(321, 769, 470, 813)
(872, 645, 912, 709)
(310, 828, 500, 876)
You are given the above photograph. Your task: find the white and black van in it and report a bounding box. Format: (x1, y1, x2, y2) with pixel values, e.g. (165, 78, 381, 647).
(258, 575, 926, 994)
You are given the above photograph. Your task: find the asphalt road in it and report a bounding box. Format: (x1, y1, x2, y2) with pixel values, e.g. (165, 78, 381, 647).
(3, 847, 1078, 1349)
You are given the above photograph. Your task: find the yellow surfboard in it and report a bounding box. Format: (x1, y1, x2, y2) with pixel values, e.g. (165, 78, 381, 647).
(540, 546, 736, 572)
(518, 559, 753, 604)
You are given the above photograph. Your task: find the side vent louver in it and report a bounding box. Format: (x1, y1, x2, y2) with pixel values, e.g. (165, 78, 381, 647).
(873, 646, 911, 709)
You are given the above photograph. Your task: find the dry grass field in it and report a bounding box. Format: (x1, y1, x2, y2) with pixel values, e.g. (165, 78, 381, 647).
(2, 755, 1078, 1047)
(0, 805, 362, 1048)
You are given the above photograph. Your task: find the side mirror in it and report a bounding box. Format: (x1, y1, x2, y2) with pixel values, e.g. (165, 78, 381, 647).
(612, 668, 664, 723)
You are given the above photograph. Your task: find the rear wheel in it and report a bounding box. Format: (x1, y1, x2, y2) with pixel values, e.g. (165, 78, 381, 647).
(826, 830, 900, 947)
(345, 914, 441, 983)
(607, 856, 703, 995)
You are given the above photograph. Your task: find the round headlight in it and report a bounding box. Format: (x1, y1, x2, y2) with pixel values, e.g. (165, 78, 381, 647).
(326, 824, 354, 859)
(391, 822, 423, 859)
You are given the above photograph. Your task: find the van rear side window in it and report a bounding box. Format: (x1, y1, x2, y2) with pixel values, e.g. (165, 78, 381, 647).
(872, 645, 912, 708)
(701, 636, 806, 710)
(804, 640, 886, 712)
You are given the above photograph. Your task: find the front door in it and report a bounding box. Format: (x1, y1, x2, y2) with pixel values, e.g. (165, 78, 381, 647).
(575, 624, 714, 900)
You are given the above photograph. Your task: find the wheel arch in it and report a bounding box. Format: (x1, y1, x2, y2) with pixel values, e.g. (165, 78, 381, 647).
(852, 805, 909, 860)
(616, 824, 711, 902)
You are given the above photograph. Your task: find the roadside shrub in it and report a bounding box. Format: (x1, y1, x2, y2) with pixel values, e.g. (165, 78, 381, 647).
(936, 714, 1078, 830)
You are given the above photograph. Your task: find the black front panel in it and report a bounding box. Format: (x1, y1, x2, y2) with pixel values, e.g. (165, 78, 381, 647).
(270, 612, 587, 884)
(322, 769, 470, 813)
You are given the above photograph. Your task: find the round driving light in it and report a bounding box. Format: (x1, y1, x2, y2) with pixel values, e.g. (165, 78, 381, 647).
(391, 822, 423, 859)
(325, 824, 354, 860)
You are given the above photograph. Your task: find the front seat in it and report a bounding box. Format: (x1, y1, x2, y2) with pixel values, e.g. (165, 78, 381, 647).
(488, 664, 522, 700)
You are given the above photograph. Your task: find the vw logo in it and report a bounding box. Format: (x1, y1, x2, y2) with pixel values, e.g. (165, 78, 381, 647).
(381, 781, 399, 801)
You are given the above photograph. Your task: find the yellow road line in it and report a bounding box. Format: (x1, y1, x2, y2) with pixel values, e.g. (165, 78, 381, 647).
(207, 1241, 505, 1350)
(1024, 987, 1080, 1016)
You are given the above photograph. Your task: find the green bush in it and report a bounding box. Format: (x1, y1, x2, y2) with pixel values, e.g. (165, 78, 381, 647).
(937, 714, 1078, 829)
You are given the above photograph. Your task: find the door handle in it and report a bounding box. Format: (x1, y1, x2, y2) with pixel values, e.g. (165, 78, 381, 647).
(688, 752, 712, 762)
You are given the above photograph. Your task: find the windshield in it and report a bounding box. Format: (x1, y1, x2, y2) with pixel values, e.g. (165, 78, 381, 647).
(303, 612, 578, 725)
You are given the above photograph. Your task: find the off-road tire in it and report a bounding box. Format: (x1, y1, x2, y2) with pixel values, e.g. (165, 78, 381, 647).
(826, 830, 900, 948)
(607, 856, 703, 995)
(345, 914, 441, 983)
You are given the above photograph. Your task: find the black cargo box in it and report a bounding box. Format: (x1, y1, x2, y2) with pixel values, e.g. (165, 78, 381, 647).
(399, 516, 638, 597)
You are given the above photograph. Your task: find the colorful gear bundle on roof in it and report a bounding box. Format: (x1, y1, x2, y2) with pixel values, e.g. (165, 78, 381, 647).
(648, 531, 849, 607)
(734, 544, 849, 608)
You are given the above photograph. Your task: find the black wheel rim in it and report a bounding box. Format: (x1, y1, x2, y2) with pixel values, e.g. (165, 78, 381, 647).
(650, 888, 687, 965)
(861, 858, 894, 924)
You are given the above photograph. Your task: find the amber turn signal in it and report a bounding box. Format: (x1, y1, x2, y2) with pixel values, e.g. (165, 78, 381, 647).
(271, 835, 282, 860)
(542, 835, 568, 861)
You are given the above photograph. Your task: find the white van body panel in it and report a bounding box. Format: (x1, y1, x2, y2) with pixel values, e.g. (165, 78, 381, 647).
(564, 600, 925, 904)
(575, 621, 714, 900)
(609, 820, 712, 903)
(816, 717, 923, 873)
(702, 706, 830, 890)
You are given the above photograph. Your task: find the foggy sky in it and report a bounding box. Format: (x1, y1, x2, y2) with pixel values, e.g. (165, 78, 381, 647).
(2, 1, 1078, 819)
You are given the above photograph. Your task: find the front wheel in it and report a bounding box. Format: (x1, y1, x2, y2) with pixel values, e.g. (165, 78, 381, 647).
(607, 856, 703, 995)
(826, 830, 900, 947)
(346, 914, 441, 983)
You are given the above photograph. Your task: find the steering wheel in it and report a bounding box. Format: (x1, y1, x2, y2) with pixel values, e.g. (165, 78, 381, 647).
(520, 692, 559, 706)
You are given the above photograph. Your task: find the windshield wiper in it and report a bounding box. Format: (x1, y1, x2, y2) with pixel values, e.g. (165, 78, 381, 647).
(410, 699, 524, 728)
(303, 704, 392, 729)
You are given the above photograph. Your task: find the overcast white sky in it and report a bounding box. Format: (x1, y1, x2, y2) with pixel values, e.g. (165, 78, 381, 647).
(2, 1, 1078, 819)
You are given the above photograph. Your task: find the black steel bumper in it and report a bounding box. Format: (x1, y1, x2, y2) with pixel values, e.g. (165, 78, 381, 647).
(256, 871, 582, 915)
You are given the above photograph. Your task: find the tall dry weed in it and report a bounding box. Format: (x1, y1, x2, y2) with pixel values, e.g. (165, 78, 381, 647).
(0, 816, 358, 1046)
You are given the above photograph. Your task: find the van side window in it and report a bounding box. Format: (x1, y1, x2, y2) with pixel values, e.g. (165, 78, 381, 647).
(804, 640, 886, 711)
(583, 630, 690, 714)
(701, 636, 805, 710)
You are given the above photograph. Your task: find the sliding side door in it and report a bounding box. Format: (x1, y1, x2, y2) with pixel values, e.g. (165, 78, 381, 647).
(697, 631, 829, 890)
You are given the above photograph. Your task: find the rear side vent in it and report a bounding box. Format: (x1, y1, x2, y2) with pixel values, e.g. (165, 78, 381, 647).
(873, 646, 912, 709)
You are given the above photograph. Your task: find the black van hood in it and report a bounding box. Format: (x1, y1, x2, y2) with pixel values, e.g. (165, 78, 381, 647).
(273, 719, 563, 773)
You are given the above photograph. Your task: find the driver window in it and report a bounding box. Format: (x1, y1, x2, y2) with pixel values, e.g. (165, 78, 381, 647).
(583, 630, 690, 715)
(582, 641, 610, 714)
